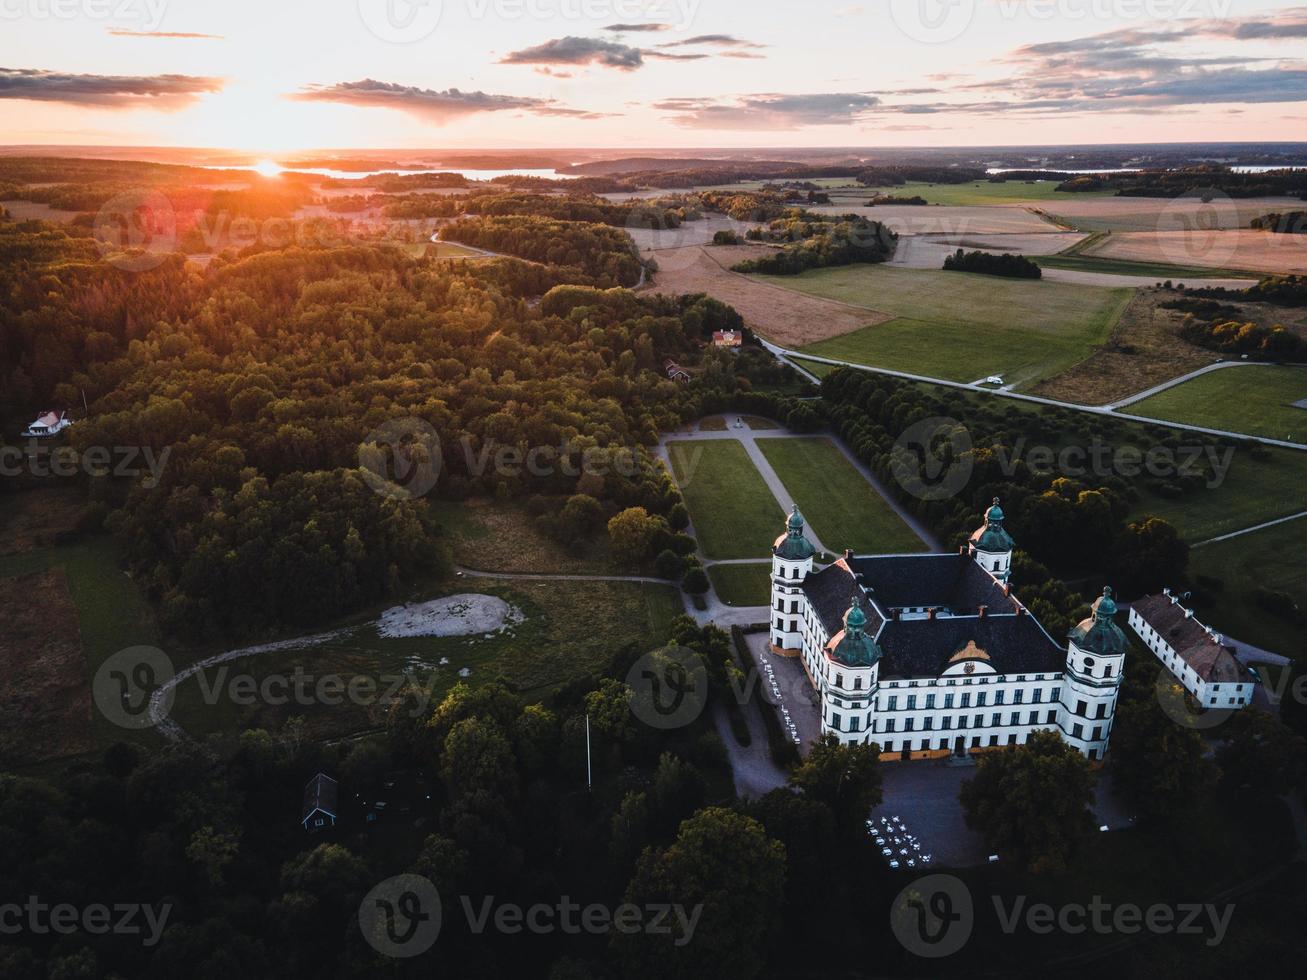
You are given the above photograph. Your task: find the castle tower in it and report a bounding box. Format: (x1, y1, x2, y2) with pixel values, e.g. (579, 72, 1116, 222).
(1059, 587, 1127, 761)
(770, 506, 816, 651)
(970, 497, 1015, 583)
(821, 596, 883, 744)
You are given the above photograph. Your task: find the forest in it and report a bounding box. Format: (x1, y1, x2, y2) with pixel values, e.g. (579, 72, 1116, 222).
(942, 248, 1042, 279)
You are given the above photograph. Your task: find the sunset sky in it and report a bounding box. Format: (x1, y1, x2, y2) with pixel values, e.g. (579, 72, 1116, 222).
(2, 0, 1306, 149)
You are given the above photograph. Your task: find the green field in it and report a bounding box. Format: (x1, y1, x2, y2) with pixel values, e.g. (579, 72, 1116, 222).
(838, 179, 1113, 207)
(758, 437, 928, 554)
(1127, 365, 1307, 443)
(1189, 517, 1307, 658)
(430, 498, 626, 575)
(763, 265, 1133, 388)
(667, 440, 784, 559)
(1036, 253, 1257, 280)
(707, 563, 773, 607)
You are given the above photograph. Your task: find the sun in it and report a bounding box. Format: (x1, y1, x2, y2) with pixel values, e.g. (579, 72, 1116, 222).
(252, 159, 284, 178)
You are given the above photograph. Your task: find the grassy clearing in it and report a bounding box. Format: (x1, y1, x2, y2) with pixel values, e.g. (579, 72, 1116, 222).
(757, 437, 927, 554)
(667, 440, 783, 559)
(766, 265, 1132, 388)
(428, 241, 484, 259)
(1126, 365, 1307, 443)
(743, 416, 781, 430)
(1189, 516, 1307, 657)
(430, 498, 624, 575)
(707, 563, 773, 607)
(698, 416, 729, 431)
(166, 577, 684, 740)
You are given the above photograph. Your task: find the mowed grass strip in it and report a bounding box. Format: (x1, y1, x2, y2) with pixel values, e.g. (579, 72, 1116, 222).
(765, 265, 1132, 388)
(668, 440, 783, 559)
(1126, 365, 1307, 443)
(707, 563, 773, 607)
(757, 437, 927, 554)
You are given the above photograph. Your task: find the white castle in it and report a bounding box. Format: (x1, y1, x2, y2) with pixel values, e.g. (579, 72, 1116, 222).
(770, 500, 1124, 762)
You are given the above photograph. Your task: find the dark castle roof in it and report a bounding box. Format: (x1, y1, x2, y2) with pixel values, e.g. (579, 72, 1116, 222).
(802, 560, 886, 637)
(848, 554, 1016, 614)
(876, 614, 1064, 679)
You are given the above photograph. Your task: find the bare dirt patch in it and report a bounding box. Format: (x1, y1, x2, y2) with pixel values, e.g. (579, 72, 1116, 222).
(376, 594, 523, 638)
(0, 568, 93, 765)
(1029, 289, 1222, 405)
(1083, 229, 1307, 275)
(645, 245, 890, 347)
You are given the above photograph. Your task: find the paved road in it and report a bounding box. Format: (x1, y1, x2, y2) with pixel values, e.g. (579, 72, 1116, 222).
(1194, 509, 1307, 547)
(763, 339, 1307, 452)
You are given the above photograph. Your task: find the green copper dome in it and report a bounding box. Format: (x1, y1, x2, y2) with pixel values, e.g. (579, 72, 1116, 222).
(1069, 587, 1128, 656)
(774, 506, 816, 561)
(829, 597, 881, 668)
(972, 497, 1015, 553)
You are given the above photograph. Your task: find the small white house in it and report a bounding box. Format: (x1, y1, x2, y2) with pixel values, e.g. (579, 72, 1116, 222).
(22, 410, 73, 439)
(1128, 591, 1257, 710)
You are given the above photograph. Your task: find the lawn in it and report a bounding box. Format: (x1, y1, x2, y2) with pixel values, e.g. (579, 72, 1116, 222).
(707, 563, 773, 607)
(757, 437, 928, 554)
(166, 577, 684, 740)
(1126, 365, 1307, 443)
(667, 439, 784, 559)
(766, 265, 1133, 388)
(1188, 516, 1307, 657)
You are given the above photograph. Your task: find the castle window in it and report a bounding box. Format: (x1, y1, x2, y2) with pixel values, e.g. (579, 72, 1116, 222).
(854, 677, 862, 690)
(887, 695, 897, 710)
(1046, 710, 1056, 723)
(906, 695, 917, 710)
(1032, 689, 1043, 704)
(994, 690, 1004, 705)
(831, 712, 841, 731)
(944, 693, 954, 708)
(1014, 689, 1024, 705)
(991, 713, 1000, 727)
(960, 693, 971, 708)
(976, 692, 986, 707)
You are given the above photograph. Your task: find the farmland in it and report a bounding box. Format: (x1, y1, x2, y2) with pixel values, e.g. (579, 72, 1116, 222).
(763, 264, 1132, 387)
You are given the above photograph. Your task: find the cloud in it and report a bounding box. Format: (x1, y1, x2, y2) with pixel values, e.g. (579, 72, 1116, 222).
(604, 23, 670, 32)
(290, 79, 606, 122)
(108, 29, 224, 39)
(654, 92, 881, 129)
(657, 34, 766, 49)
(0, 67, 222, 108)
(500, 36, 645, 70)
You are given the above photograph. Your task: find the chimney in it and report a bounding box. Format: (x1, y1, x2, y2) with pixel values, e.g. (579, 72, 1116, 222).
(978, 605, 988, 619)
(1185, 608, 1194, 619)
(1003, 583, 1012, 596)
(1163, 587, 1171, 597)
(891, 608, 901, 621)
(960, 545, 968, 556)
(928, 607, 937, 620)
(844, 549, 854, 562)
(1016, 606, 1026, 617)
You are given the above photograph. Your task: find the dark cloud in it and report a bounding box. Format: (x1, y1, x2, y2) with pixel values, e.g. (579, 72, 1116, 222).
(108, 29, 224, 39)
(604, 23, 670, 32)
(654, 92, 880, 129)
(290, 79, 606, 122)
(500, 36, 644, 70)
(0, 67, 222, 108)
(658, 34, 765, 49)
